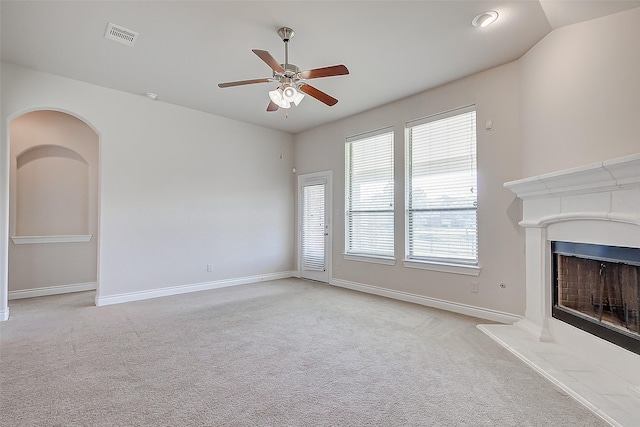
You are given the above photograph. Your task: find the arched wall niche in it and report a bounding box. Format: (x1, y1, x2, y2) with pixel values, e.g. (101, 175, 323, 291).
(16, 144, 90, 236)
(7, 109, 100, 297)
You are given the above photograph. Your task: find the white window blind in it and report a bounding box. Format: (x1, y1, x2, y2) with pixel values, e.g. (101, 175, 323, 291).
(345, 128, 394, 258)
(405, 106, 477, 265)
(302, 183, 326, 271)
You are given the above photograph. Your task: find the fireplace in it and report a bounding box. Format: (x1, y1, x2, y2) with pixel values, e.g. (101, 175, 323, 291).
(552, 241, 640, 355)
(494, 153, 640, 404)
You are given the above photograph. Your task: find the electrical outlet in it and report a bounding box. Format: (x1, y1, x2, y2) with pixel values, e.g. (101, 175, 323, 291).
(207, 264, 213, 272)
(336, 262, 341, 270)
(471, 282, 479, 293)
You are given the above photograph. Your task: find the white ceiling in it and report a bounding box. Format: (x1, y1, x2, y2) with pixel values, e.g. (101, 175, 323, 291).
(2, 1, 639, 134)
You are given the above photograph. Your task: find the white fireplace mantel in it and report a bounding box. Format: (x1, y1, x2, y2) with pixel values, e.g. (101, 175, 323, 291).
(504, 154, 640, 200)
(479, 153, 640, 426)
(505, 154, 640, 231)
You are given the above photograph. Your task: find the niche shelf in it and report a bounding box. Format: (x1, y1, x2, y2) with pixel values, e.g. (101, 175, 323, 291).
(11, 235, 92, 244)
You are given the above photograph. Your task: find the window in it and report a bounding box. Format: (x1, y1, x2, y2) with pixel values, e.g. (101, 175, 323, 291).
(405, 106, 477, 266)
(345, 128, 394, 259)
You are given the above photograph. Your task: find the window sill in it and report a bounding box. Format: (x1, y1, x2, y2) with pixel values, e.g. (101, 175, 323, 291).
(403, 259, 481, 276)
(343, 254, 396, 266)
(11, 235, 93, 244)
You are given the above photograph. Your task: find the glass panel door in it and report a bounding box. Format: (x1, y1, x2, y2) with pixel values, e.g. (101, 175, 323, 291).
(299, 172, 331, 283)
(302, 183, 326, 273)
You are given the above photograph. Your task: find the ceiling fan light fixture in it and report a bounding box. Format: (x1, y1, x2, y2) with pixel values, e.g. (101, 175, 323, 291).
(472, 10, 498, 28)
(282, 85, 296, 100)
(269, 87, 291, 109)
(282, 84, 305, 106)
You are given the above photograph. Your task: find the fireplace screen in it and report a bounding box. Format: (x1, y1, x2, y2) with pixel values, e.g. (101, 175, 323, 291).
(553, 242, 640, 355)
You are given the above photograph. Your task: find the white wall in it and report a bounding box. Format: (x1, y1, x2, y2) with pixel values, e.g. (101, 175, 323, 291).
(1, 62, 295, 307)
(294, 62, 525, 317)
(519, 7, 640, 177)
(9, 111, 98, 292)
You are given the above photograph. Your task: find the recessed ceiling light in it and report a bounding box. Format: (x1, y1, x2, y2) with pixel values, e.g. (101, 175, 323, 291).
(144, 92, 158, 100)
(472, 11, 499, 28)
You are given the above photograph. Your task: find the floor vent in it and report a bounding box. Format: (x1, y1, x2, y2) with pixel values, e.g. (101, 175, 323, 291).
(105, 23, 139, 47)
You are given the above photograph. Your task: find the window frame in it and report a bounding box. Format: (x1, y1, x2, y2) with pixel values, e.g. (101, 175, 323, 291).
(344, 127, 395, 262)
(404, 105, 480, 274)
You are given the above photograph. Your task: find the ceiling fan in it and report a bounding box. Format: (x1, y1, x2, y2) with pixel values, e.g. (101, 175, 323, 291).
(218, 27, 349, 111)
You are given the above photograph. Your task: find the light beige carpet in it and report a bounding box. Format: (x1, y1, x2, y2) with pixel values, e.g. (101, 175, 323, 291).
(0, 278, 607, 426)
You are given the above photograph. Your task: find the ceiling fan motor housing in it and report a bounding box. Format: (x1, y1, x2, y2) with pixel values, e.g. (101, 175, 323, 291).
(277, 63, 300, 79)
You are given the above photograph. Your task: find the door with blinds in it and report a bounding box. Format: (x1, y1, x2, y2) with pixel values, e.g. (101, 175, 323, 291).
(298, 171, 332, 283)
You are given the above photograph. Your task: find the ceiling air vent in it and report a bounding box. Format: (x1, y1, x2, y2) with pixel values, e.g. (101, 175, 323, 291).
(104, 23, 139, 47)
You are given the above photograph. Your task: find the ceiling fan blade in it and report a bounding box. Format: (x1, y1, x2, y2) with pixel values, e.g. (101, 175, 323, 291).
(252, 49, 285, 74)
(218, 78, 271, 88)
(299, 84, 338, 106)
(266, 101, 279, 112)
(299, 65, 349, 80)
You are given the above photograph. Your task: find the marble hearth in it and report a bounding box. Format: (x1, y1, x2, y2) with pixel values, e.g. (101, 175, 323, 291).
(479, 153, 640, 426)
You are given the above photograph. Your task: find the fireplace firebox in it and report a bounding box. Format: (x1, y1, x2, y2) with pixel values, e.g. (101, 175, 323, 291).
(552, 241, 640, 355)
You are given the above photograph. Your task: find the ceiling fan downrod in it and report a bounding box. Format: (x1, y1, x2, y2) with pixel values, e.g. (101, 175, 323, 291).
(278, 27, 294, 72)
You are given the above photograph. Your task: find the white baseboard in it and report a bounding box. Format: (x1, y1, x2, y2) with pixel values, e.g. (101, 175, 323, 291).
(9, 282, 97, 300)
(95, 271, 296, 307)
(330, 278, 521, 324)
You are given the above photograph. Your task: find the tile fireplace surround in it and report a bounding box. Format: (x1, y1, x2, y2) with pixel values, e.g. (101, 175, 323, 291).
(478, 153, 640, 426)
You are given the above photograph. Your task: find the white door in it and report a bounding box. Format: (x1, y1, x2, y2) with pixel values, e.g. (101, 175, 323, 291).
(298, 171, 332, 283)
